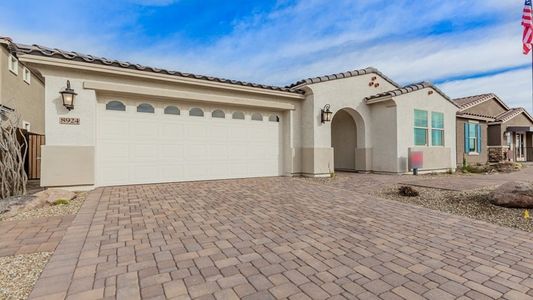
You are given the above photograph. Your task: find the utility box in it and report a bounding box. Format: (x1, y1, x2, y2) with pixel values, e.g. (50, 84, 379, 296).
(409, 151, 424, 174)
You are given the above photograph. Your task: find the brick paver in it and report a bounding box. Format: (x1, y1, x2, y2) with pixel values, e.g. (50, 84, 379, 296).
(0, 215, 74, 257)
(28, 177, 533, 299)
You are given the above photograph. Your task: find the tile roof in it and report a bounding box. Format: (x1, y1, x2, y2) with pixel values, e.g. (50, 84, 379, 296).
(452, 93, 509, 111)
(456, 111, 496, 121)
(364, 82, 458, 107)
(285, 67, 400, 89)
(495, 108, 529, 122)
(2, 38, 303, 95)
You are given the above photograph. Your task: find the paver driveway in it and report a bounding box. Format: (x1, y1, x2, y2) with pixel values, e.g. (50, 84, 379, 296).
(29, 177, 533, 300)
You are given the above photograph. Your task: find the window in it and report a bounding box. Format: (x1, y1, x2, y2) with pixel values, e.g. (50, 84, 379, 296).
(212, 109, 225, 118)
(251, 113, 263, 121)
(414, 109, 428, 146)
(465, 122, 481, 154)
(8, 54, 18, 75)
(164, 106, 180, 115)
(268, 115, 280, 122)
(137, 103, 155, 113)
(232, 111, 245, 120)
(22, 67, 31, 84)
(189, 107, 204, 117)
(106, 101, 126, 111)
(431, 112, 444, 146)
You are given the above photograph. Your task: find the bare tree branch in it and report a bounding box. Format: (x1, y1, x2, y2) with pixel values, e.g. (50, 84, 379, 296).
(0, 105, 28, 199)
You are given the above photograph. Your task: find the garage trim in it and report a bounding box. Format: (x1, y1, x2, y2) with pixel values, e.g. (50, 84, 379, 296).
(84, 81, 295, 111)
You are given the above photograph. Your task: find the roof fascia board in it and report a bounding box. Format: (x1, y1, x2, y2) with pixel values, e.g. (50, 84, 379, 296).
(84, 81, 295, 111)
(19, 55, 305, 100)
(365, 95, 393, 104)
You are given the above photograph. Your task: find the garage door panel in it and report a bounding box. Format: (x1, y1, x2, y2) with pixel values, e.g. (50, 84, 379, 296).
(97, 101, 282, 186)
(100, 120, 129, 140)
(160, 144, 184, 160)
(130, 164, 160, 183)
(99, 143, 130, 162)
(131, 120, 158, 139)
(131, 144, 158, 161)
(99, 164, 130, 185)
(160, 164, 184, 181)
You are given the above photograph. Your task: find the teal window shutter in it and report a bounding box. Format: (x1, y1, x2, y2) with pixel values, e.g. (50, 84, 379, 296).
(477, 124, 482, 154)
(464, 123, 469, 153)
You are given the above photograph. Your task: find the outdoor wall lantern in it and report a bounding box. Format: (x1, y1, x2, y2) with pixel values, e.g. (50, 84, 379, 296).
(321, 104, 333, 123)
(60, 80, 77, 111)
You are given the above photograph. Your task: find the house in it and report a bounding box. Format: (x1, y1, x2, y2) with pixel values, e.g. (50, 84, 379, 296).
(454, 93, 533, 165)
(0, 37, 45, 179)
(10, 40, 458, 188)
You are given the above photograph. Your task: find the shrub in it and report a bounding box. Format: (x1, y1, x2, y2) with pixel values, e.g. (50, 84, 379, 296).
(53, 198, 70, 206)
(398, 186, 419, 197)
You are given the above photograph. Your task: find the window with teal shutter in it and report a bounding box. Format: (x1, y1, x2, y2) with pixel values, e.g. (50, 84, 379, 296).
(414, 110, 428, 146)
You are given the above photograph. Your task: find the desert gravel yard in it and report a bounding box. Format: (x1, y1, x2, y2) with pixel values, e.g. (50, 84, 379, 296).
(0, 193, 85, 300)
(377, 185, 533, 233)
(0, 252, 52, 300)
(0, 192, 86, 222)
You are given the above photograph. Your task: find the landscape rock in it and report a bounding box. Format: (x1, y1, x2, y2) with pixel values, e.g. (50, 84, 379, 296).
(489, 181, 533, 208)
(32, 189, 76, 206)
(398, 185, 419, 197)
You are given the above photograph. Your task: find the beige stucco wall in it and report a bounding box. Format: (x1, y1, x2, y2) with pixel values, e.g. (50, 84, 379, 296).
(27, 61, 303, 187)
(301, 74, 397, 175)
(395, 88, 458, 173)
(463, 98, 507, 117)
(369, 100, 398, 172)
(0, 47, 45, 134)
(40, 146, 95, 187)
(456, 118, 489, 166)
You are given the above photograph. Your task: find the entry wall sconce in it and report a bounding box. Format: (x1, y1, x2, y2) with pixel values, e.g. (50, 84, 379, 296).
(321, 104, 333, 123)
(60, 80, 77, 111)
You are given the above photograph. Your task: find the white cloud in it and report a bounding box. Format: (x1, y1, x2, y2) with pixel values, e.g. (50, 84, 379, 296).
(439, 68, 533, 113)
(0, 0, 529, 104)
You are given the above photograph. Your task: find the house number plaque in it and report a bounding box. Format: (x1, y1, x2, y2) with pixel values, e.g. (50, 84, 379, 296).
(59, 117, 80, 125)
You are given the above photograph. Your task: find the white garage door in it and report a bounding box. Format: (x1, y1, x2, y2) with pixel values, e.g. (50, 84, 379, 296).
(96, 100, 282, 186)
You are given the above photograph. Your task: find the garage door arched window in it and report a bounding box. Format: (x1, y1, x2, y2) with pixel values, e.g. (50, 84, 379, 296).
(212, 109, 225, 118)
(137, 103, 155, 113)
(251, 113, 263, 121)
(268, 114, 280, 122)
(189, 107, 204, 117)
(106, 101, 126, 111)
(232, 111, 245, 120)
(164, 106, 180, 115)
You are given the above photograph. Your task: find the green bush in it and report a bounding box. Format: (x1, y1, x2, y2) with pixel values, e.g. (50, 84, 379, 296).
(53, 198, 70, 206)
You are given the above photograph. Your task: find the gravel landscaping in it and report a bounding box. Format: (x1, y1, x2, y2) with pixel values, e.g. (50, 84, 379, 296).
(377, 185, 533, 232)
(0, 252, 52, 300)
(0, 192, 86, 222)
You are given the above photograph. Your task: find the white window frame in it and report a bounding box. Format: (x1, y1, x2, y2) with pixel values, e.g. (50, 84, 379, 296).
(22, 67, 31, 84)
(8, 54, 18, 75)
(430, 111, 445, 147)
(467, 121, 479, 155)
(414, 109, 428, 146)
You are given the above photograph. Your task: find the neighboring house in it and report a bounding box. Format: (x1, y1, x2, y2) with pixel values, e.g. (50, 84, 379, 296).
(453, 93, 533, 165)
(12, 40, 458, 188)
(0, 37, 45, 179)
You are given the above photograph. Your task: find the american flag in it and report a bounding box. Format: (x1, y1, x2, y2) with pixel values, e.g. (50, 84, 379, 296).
(523, 0, 533, 54)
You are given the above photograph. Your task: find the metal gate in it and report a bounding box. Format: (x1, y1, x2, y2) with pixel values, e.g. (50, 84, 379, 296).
(27, 134, 45, 179)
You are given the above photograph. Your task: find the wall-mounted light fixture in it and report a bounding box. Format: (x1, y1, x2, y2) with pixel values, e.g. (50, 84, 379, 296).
(321, 104, 333, 123)
(60, 80, 77, 111)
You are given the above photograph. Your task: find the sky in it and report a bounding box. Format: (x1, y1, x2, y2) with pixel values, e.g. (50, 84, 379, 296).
(1, 0, 532, 111)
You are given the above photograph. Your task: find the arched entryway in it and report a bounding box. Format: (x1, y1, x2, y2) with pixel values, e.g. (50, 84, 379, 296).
(331, 108, 365, 171)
